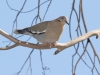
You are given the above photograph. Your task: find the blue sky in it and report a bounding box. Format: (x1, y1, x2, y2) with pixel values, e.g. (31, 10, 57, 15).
(0, 0, 100, 75)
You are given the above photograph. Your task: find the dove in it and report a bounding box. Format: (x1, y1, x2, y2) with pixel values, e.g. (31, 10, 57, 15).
(14, 16, 69, 47)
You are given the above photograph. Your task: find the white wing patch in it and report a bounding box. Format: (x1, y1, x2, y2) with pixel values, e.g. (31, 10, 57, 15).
(31, 30, 46, 34)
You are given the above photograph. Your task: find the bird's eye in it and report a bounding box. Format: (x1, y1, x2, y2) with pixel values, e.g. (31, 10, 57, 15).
(62, 17, 64, 19)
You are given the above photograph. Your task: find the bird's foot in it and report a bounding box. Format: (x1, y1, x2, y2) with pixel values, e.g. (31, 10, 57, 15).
(42, 42, 57, 48)
(51, 42, 57, 46)
(42, 42, 52, 48)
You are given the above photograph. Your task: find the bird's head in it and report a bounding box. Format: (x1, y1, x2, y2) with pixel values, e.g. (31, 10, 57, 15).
(56, 16, 69, 25)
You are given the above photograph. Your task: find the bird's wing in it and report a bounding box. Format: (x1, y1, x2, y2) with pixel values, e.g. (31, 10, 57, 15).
(28, 21, 50, 34)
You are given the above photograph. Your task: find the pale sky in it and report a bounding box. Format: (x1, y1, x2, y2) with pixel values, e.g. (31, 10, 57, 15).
(0, 0, 100, 75)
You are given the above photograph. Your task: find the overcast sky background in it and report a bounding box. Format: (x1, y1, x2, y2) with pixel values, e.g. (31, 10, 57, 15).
(0, 0, 100, 75)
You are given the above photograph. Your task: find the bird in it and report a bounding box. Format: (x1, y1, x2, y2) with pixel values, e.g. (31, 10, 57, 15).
(14, 16, 69, 47)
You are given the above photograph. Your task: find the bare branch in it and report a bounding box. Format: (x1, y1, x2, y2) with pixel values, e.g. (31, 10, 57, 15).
(54, 28, 100, 54)
(0, 43, 18, 50)
(0, 28, 100, 55)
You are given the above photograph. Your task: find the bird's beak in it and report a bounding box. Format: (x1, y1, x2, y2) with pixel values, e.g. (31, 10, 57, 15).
(65, 21, 69, 25)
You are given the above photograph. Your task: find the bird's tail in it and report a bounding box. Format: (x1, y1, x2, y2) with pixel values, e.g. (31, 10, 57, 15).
(14, 29, 26, 34)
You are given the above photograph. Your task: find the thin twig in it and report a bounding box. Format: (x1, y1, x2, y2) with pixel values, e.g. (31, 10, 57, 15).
(14, 50, 34, 75)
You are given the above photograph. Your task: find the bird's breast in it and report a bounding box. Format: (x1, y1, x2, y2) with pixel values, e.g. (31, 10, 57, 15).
(44, 25, 64, 42)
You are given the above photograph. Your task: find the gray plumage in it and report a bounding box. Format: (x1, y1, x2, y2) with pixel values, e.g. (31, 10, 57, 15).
(14, 16, 69, 43)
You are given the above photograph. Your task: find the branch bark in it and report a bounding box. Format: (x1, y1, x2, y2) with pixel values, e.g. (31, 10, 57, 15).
(0, 28, 100, 54)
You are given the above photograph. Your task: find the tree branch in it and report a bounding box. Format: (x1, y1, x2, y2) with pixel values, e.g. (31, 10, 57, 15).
(0, 28, 100, 54)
